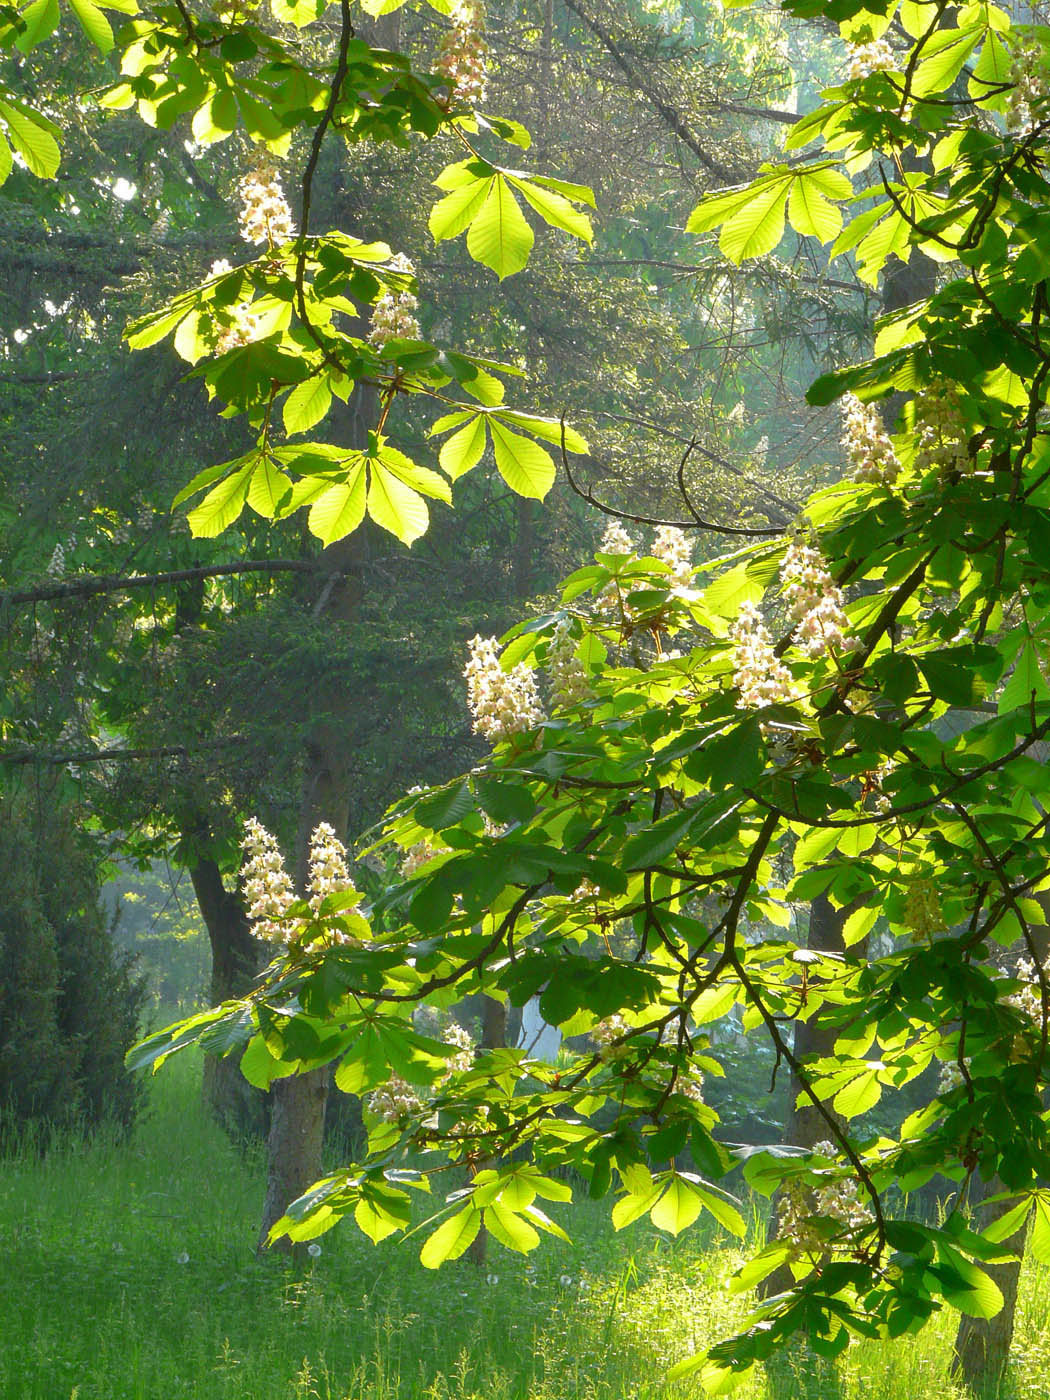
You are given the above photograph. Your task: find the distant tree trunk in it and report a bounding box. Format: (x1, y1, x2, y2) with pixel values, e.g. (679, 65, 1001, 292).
(187, 850, 268, 1139)
(257, 386, 373, 1255)
(953, 1175, 1027, 1395)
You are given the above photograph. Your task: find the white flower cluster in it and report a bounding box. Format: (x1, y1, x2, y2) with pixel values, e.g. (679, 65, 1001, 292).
(443, 1022, 475, 1075)
(902, 876, 943, 940)
(592, 1013, 631, 1061)
(651, 525, 694, 589)
(215, 301, 262, 355)
(307, 822, 353, 913)
(242, 817, 361, 945)
(242, 817, 296, 942)
(400, 838, 441, 878)
(547, 620, 591, 708)
(209, 258, 233, 278)
(1006, 956, 1043, 1021)
(599, 520, 636, 555)
(676, 1068, 705, 1103)
(729, 601, 799, 708)
(369, 1075, 425, 1123)
(368, 1022, 475, 1124)
(47, 541, 67, 577)
(464, 634, 545, 742)
(1006, 41, 1049, 135)
(781, 538, 851, 658)
(236, 167, 295, 247)
(937, 1060, 964, 1095)
(841, 393, 899, 486)
(914, 381, 970, 475)
(437, 0, 489, 107)
(778, 1148, 873, 1258)
(369, 253, 420, 347)
(846, 36, 896, 81)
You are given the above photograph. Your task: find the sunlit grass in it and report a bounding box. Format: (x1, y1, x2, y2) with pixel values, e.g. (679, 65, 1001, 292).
(2, 1055, 1049, 1399)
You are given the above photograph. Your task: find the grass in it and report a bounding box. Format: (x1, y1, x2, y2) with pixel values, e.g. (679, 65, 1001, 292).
(3, 1055, 1050, 1400)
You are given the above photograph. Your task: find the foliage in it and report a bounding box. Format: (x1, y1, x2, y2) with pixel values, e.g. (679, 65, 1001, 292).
(0, 797, 146, 1144)
(129, 0, 1050, 1387)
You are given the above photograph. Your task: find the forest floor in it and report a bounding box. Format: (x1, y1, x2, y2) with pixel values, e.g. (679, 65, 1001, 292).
(3, 1053, 1050, 1400)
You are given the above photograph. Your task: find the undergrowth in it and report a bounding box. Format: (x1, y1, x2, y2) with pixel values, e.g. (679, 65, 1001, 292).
(1, 1053, 1048, 1399)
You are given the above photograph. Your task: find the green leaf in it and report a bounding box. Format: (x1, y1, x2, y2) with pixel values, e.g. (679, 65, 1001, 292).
(485, 1201, 540, 1252)
(0, 98, 60, 179)
(788, 172, 843, 244)
(420, 1207, 482, 1267)
(695, 1184, 747, 1237)
(355, 1186, 411, 1244)
(69, 0, 113, 49)
(284, 376, 333, 436)
(939, 1255, 1004, 1319)
(999, 643, 1050, 715)
(507, 175, 593, 243)
(192, 88, 238, 145)
(429, 176, 491, 243)
(719, 177, 791, 262)
(307, 468, 367, 545)
(186, 462, 254, 537)
(367, 461, 430, 544)
(488, 419, 555, 499)
(438, 415, 487, 480)
(832, 1068, 882, 1119)
(246, 455, 293, 517)
(611, 1187, 662, 1229)
(650, 1176, 703, 1236)
(466, 175, 534, 279)
(15, 0, 59, 53)
(1030, 1195, 1050, 1264)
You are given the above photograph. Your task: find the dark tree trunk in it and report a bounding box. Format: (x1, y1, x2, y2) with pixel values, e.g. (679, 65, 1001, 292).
(187, 851, 268, 1139)
(953, 1175, 1026, 1395)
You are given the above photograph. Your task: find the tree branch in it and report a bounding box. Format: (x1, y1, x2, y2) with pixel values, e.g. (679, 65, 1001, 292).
(0, 560, 324, 609)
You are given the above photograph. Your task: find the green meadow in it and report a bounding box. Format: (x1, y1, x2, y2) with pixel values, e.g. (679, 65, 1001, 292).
(4, 1052, 1050, 1400)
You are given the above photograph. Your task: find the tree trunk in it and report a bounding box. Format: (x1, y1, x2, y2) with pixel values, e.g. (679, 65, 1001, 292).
(762, 896, 846, 1400)
(256, 388, 373, 1254)
(953, 1175, 1026, 1395)
(465, 995, 507, 1267)
(187, 850, 268, 1139)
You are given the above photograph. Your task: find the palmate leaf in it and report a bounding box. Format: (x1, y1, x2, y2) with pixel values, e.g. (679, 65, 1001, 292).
(430, 160, 593, 277)
(688, 164, 852, 264)
(489, 418, 555, 498)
